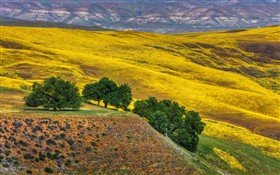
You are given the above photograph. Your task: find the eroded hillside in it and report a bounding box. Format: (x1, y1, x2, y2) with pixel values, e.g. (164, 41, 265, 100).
(0, 113, 199, 174)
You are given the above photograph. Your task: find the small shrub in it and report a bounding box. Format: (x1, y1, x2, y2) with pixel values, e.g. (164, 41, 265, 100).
(67, 139, 74, 145)
(45, 147, 51, 152)
(26, 170, 32, 174)
(90, 141, 97, 147)
(53, 150, 60, 159)
(13, 160, 19, 165)
(60, 133, 66, 139)
(66, 123, 70, 129)
(12, 121, 22, 128)
(4, 141, 10, 149)
(46, 139, 56, 145)
(32, 126, 42, 133)
(23, 154, 34, 160)
(48, 125, 55, 130)
(5, 150, 11, 156)
(126, 135, 133, 140)
(60, 143, 65, 148)
(85, 147, 92, 152)
(5, 158, 12, 162)
(46, 152, 54, 160)
(54, 133, 66, 140)
(2, 163, 9, 168)
(58, 155, 65, 159)
(39, 152, 46, 161)
(36, 143, 40, 148)
(0, 155, 4, 162)
(44, 167, 54, 174)
(39, 136, 45, 141)
(32, 149, 38, 155)
(60, 127, 66, 132)
(9, 136, 16, 142)
(18, 140, 29, 147)
(64, 159, 71, 167)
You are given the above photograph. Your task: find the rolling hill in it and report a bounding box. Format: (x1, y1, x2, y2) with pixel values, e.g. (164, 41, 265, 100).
(0, 25, 280, 174)
(0, 112, 196, 174)
(0, 88, 279, 175)
(1, 25, 279, 138)
(0, 16, 107, 31)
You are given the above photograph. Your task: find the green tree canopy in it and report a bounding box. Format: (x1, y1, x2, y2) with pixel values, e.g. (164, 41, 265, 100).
(24, 82, 45, 107)
(24, 77, 82, 110)
(133, 97, 205, 152)
(82, 83, 102, 105)
(115, 84, 133, 111)
(82, 77, 132, 110)
(98, 77, 118, 108)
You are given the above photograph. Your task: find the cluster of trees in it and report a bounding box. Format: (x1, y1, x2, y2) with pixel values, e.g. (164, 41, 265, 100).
(82, 77, 132, 111)
(25, 77, 132, 111)
(133, 97, 205, 152)
(25, 77, 204, 152)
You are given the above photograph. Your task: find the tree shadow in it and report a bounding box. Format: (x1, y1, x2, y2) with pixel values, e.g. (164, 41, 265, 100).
(23, 108, 81, 112)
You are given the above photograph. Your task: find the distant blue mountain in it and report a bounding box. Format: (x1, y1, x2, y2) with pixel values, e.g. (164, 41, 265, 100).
(1, 0, 280, 33)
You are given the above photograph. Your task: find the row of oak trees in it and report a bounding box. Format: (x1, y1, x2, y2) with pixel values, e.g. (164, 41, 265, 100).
(25, 77, 204, 152)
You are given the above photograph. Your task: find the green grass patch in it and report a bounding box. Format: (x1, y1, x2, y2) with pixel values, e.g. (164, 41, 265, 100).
(0, 86, 28, 94)
(22, 107, 127, 117)
(197, 134, 280, 175)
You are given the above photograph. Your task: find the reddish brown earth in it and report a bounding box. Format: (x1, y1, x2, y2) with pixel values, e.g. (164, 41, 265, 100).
(0, 114, 196, 174)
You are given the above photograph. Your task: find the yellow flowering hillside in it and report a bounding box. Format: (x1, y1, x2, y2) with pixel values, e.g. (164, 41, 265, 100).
(0, 25, 280, 174)
(1, 26, 279, 136)
(213, 147, 246, 172)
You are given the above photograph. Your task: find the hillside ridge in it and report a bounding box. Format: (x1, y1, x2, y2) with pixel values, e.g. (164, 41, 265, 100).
(1, 0, 280, 33)
(0, 88, 279, 175)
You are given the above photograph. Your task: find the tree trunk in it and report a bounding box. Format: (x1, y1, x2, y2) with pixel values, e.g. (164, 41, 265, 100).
(104, 103, 108, 108)
(98, 101, 100, 106)
(190, 152, 195, 159)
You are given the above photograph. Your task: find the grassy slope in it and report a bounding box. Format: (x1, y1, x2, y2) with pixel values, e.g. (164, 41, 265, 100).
(1, 26, 279, 137)
(0, 89, 279, 175)
(0, 26, 279, 172)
